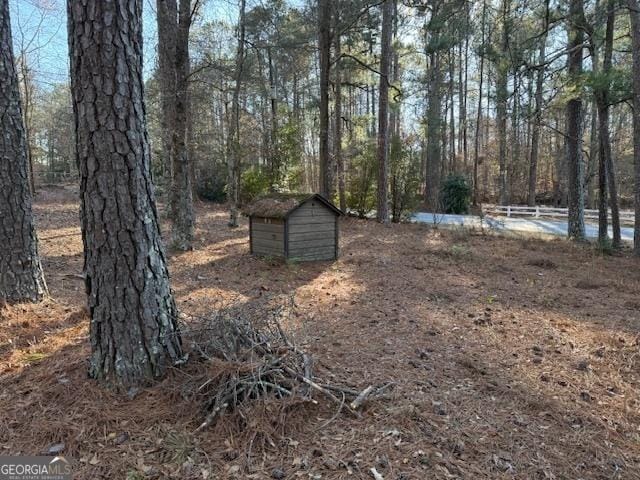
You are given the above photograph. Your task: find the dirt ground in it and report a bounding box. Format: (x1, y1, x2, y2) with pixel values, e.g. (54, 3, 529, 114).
(1, 185, 640, 480)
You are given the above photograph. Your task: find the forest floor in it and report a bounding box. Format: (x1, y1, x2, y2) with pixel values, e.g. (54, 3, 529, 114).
(1, 185, 640, 480)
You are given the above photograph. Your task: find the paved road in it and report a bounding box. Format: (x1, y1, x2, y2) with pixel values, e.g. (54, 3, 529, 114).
(411, 212, 635, 243)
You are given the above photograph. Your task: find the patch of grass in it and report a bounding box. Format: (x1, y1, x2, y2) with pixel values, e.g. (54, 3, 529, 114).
(125, 472, 145, 480)
(449, 244, 472, 259)
(163, 431, 195, 464)
(286, 258, 301, 269)
(21, 352, 47, 364)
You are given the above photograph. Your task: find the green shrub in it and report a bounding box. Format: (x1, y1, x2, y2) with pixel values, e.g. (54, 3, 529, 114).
(440, 174, 471, 214)
(275, 119, 305, 191)
(346, 142, 377, 217)
(240, 166, 271, 204)
(390, 135, 421, 222)
(197, 175, 226, 202)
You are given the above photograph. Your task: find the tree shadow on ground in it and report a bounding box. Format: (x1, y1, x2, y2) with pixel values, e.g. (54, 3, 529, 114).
(2, 195, 639, 479)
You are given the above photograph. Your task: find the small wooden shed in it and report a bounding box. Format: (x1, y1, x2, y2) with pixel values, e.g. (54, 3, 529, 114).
(245, 194, 343, 261)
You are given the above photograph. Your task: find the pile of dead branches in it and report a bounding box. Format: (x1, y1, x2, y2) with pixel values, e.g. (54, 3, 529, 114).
(182, 297, 392, 433)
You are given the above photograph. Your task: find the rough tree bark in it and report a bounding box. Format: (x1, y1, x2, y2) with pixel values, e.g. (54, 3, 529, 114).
(227, 0, 246, 227)
(597, 112, 608, 245)
(629, 0, 640, 255)
(425, 51, 442, 211)
(67, 0, 183, 388)
(376, 0, 393, 224)
(565, 0, 586, 240)
(318, 0, 332, 198)
(334, 16, 346, 212)
(0, 0, 47, 303)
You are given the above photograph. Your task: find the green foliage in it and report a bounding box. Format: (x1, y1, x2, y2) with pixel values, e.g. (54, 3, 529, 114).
(585, 68, 632, 105)
(240, 166, 271, 204)
(440, 174, 471, 214)
(346, 141, 377, 217)
(390, 135, 421, 222)
(449, 243, 472, 259)
(274, 118, 305, 191)
(194, 155, 227, 202)
(198, 175, 227, 203)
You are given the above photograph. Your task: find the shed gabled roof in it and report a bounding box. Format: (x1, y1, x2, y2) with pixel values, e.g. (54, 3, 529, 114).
(244, 193, 343, 219)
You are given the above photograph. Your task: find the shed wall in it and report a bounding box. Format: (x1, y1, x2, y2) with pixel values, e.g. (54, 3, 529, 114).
(251, 217, 285, 257)
(287, 201, 337, 261)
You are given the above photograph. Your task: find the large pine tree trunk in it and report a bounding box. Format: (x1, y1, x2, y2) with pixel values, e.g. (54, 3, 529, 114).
(425, 51, 442, 211)
(334, 24, 346, 212)
(0, 0, 47, 303)
(227, 0, 246, 227)
(629, 0, 640, 255)
(565, 0, 586, 240)
(376, 0, 392, 223)
(68, 0, 183, 388)
(318, 0, 332, 198)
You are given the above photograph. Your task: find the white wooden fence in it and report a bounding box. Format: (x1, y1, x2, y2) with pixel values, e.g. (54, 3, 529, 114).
(483, 204, 635, 225)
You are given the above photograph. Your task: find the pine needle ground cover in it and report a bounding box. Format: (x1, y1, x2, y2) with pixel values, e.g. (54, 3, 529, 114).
(1, 186, 639, 479)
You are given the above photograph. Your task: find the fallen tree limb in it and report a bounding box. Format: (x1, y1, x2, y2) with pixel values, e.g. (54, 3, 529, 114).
(182, 296, 391, 433)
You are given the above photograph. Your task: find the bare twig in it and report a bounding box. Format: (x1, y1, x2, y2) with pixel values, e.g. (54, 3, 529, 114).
(186, 297, 389, 432)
